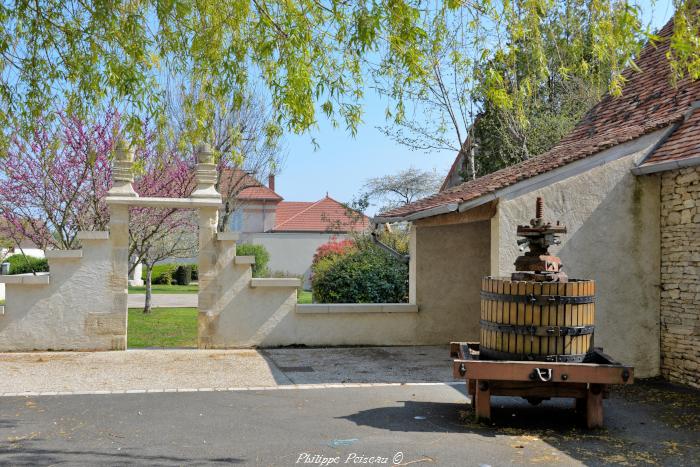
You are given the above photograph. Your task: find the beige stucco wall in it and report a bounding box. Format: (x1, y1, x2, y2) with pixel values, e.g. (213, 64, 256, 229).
(241, 232, 351, 288)
(201, 236, 420, 347)
(0, 234, 126, 351)
(659, 166, 700, 388)
(413, 221, 491, 342)
(493, 135, 662, 377)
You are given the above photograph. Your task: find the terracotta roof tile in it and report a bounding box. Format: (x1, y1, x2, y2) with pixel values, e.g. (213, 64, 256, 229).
(272, 197, 369, 233)
(218, 168, 283, 202)
(379, 17, 700, 220)
(640, 108, 700, 167)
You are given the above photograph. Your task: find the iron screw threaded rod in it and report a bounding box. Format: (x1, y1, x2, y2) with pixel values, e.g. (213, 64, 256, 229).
(536, 197, 544, 219)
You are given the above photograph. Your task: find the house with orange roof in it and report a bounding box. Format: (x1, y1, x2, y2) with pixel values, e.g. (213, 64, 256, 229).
(232, 174, 369, 287)
(373, 17, 700, 387)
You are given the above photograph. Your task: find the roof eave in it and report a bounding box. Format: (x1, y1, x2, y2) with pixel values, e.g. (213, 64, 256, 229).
(632, 155, 700, 175)
(373, 202, 460, 224)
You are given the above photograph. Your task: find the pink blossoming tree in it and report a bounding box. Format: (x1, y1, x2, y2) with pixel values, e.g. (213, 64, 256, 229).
(0, 112, 198, 312)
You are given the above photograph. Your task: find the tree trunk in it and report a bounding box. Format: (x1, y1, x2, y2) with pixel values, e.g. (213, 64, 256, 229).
(143, 263, 153, 314)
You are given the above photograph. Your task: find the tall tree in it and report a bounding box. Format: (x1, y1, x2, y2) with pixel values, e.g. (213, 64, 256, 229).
(0, 1, 696, 150)
(375, 1, 699, 180)
(363, 167, 444, 213)
(0, 112, 198, 306)
(0, 112, 115, 250)
(166, 83, 285, 231)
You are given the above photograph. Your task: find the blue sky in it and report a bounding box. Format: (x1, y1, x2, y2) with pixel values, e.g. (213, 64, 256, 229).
(275, 1, 674, 216)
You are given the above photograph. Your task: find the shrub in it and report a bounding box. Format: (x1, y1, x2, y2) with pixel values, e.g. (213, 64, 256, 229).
(190, 264, 198, 281)
(152, 269, 173, 285)
(236, 243, 270, 278)
(174, 265, 192, 285)
(311, 246, 408, 304)
(4, 254, 49, 275)
(312, 239, 356, 266)
(142, 263, 178, 283)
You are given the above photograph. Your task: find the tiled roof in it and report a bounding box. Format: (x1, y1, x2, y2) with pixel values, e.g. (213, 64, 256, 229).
(274, 202, 314, 226)
(272, 196, 369, 233)
(378, 17, 700, 220)
(219, 168, 282, 202)
(639, 107, 700, 167)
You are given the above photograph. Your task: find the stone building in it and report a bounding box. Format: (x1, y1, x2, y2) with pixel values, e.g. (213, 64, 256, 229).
(375, 17, 700, 385)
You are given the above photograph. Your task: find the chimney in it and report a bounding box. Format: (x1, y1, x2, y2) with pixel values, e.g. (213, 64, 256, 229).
(268, 174, 276, 192)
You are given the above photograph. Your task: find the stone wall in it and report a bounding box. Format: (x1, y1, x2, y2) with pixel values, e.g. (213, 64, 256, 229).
(0, 232, 126, 351)
(660, 166, 700, 388)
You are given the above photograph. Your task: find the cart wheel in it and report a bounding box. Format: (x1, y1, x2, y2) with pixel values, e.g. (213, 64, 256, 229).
(526, 397, 544, 406)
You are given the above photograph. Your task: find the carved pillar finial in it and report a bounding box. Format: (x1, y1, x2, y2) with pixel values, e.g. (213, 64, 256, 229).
(191, 142, 221, 199)
(108, 140, 138, 197)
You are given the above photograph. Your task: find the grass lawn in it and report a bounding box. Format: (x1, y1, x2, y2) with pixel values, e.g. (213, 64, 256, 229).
(128, 284, 198, 294)
(128, 307, 198, 348)
(298, 290, 313, 304)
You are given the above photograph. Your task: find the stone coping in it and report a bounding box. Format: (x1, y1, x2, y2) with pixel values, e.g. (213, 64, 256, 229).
(45, 250, 83, 259)
(250, 278, 301, 288)
(105, 195, 222, 208)
(77, 231, 109, 240)
(0, 273, 50, 285)
(217, 232, 241, 241)
(234, 256, 255, 265)
(295, 303, 419, 314)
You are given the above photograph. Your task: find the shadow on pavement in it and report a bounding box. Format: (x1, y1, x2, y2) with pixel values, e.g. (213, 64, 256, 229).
(0, 445, 244, 466)
(341, 378, 700, 466)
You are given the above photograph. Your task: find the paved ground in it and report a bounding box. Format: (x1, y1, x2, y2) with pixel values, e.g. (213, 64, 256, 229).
(0, 380, 698, 466)
(127, 294, 197, 308)
(0, 346, 453, 395)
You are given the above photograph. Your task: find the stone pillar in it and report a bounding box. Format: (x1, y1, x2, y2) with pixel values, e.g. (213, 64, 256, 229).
(107, 141, 136, 348)
(110, 141, 138, 198)
(192, 143, 220, 199)
(198, 207, 220, 348)
(192, 143, 223, 348)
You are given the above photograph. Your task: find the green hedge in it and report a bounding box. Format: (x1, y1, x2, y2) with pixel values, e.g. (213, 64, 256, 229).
(139, 263, 198, 284)
(142, 263, 181, 284)
(174, 265, 192, 285)
(236, 243, 270, 278)
(4, 254, 49, 275)
(311, 246, 408, 304)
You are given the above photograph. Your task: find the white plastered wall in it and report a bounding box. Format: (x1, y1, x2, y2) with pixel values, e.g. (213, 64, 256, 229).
(491, 129, 664, 377)
(241, 232, 353, 288)
(0, 233, 126, 351)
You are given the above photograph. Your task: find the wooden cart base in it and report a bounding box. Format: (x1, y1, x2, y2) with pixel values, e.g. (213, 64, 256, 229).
(451, 342, 633, 429)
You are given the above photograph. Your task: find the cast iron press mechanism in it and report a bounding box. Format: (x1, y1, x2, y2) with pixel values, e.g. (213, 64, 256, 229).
(512, 197, 568, 283)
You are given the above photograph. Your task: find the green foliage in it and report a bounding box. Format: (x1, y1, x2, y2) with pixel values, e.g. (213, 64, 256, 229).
(174, 265, 193, 286)
(311, 245, 408, 304)
(236, 243, 270, 278)
(375, 1, 699, 182)
(4, 255, 49, 275)
(1, 1, 696, 150)
(152, 269, 173, 285)
(297, 290, 313, 304)
(142, 263, 176, 282)
(191, 264, 199, 281)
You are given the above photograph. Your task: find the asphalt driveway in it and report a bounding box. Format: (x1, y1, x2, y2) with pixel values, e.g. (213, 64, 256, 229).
(0, 380, 698, 466)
